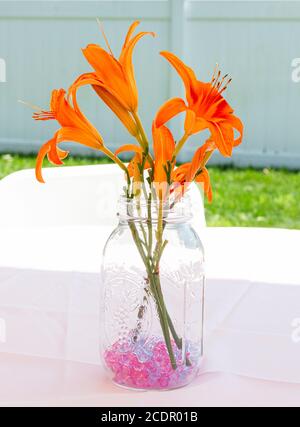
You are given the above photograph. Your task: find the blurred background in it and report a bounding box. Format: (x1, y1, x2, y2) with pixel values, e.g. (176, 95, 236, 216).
(0, 0, 299, 228)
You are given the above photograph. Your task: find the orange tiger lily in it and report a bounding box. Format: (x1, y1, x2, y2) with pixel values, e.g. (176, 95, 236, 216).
(156, 52, 243, 157)
(152, 123, 176, 200)
(70, 21, 155, 136)
(186, 139, 215, 183)
(195, 168, 213, 202)
(69, 73, 138, 138)
(33, 88, 105, 183)
(115, 144, 150, 181)
(172, 164, 212, 202)
(171, 139, 215, 202)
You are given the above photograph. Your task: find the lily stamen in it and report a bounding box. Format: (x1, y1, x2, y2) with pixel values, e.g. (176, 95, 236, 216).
(219, 77, 232, 95)
(18, 99, 44, 112)
(96, 18, 114, 57)
(212, 70, 221, 88)
(33, 110, 56, 121)
(210, 62, 219, 84)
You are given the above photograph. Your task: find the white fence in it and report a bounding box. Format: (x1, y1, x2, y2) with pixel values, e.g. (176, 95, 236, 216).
(0, 0, 300, 169)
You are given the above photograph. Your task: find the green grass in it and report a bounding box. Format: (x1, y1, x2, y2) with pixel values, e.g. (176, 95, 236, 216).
(1, 154, 299, 229)
(207, 167, 300, 229)
(0, 154, 109, 180)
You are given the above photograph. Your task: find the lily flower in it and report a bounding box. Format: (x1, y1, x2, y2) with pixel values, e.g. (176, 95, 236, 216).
(171, 139, 215, 202)
(69, 21, 155, 138)
(155, 52, 243, 157)
(115, 144, 150, 190)
(195, 168, 213, 202)
(115, 125, 175, 199)
(69, 73, 139, 138)
(172, 164, 212, 202)
(33, 88, 125, 183)
(152, 123, 175, 200)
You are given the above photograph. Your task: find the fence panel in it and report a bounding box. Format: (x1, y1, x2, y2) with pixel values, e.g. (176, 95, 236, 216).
(0, 0, 299, 168)
(0, 1, 172, 155)
(184, 0, 300, 168)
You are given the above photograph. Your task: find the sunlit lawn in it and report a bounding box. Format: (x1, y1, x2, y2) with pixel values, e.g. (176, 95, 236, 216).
(1, 154, 299, 229)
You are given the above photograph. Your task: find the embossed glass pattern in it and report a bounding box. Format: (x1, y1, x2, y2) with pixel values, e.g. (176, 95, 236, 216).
(100, 196, 205, 390)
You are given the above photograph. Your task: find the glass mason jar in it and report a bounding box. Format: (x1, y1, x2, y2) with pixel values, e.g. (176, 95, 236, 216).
(100, 194, 205, 390)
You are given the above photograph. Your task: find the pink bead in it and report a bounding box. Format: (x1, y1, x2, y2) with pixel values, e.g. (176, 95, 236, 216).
(103, 335, 196, 390)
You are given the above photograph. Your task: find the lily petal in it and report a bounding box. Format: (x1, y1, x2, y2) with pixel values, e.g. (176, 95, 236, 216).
(195, 167, 213, 202)
(172, 162, 190, 183)
(122, 21, 140, 49)
(208, 120, 234, 157)
(36, 144, 50, 183)
(56, 127, 103, 150)
(224, 114, 244, 147)
(36, 132, 61, 183)
(152, 124, 175, 187)
(152, 125, 175, 167)
(160, 51, 199, 105)
(93, 85, 138, 136)
(115, 144, 142, 156)
(70, 73, 138, 136)
(57, 146, 69, 160)
(119, 30, 155, 111)
(187, 139, 215, 182)
(155, 98, 187, 128)
(82, 44, 129, 105)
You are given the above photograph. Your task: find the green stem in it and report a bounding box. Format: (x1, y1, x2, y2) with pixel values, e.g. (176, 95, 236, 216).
(132, 111, 154, 170)
(136, 199, 148, 248)
(154, 239, 168, 269)
(154, 274, 192, 367)
(174, 133, 189, 158)
(151, 273, 177, 369)
(102, 146, 130, 185)
(128, 215, 177, 369)
(147, 193, 153, 256)
(127, 191, 191, 370)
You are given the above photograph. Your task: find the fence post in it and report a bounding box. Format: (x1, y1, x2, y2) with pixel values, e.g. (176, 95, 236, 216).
(0, 58, 6, 83)
(168, 0, 186, 150)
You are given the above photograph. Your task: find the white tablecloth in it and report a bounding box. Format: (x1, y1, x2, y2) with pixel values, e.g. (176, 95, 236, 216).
(0, 226, 299, 407)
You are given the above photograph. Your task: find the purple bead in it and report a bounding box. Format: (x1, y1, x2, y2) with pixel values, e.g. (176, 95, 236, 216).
(103, 334, 198, 389)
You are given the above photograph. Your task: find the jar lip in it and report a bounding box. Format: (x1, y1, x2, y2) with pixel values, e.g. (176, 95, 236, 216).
(118, 193, 191, 207)
(118, 193, 193, 222)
